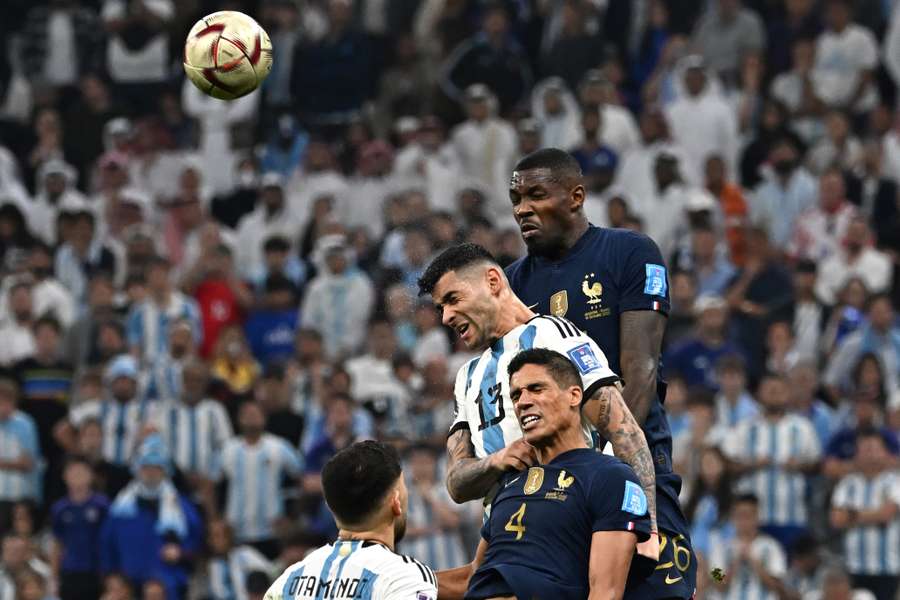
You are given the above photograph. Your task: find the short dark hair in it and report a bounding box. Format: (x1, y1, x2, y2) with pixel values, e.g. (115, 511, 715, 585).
(507, 348, 582, 391)
(716, 353, 746, 374)
(686, 386, 716, 409)
(322, 440, 402, 526)
(513, 148, 583, 184)
(733, 492, 759, 507)
(417, 243, 498, 296)
(263, 236, 291, 253)
(264, 273, 297, 296)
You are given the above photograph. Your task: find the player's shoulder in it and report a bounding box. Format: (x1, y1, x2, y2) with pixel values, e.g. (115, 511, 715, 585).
(526, 314, 585, 341)
(392, 552, 438, 589)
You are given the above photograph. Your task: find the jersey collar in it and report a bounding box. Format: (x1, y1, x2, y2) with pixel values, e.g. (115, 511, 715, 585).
(530, 225, 597, 268)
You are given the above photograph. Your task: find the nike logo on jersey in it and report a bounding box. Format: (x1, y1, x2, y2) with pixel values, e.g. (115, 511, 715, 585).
(665, 573, 683, 585)
(505, 476, 522, 488)
(526, 303, 539, 310)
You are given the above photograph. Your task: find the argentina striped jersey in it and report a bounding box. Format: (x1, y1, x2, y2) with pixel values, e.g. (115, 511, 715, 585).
(449, 315, 618, 459)
(831, 471, 900, 575)
(265, 540, 437, 600)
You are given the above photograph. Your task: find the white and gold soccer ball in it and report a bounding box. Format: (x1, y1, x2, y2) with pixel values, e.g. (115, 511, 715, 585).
(183, 11, 273, 100)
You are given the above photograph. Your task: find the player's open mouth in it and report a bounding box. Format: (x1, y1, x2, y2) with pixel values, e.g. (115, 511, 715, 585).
(520, 415, 541, 429)
(456, 323, 470, 339)
(520, 223, 540, 238)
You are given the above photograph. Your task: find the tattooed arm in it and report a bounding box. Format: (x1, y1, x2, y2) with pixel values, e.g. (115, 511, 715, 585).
(446, 427, 538, 504)
(582, 382, 658, 534)
(619, 310, 666, 426)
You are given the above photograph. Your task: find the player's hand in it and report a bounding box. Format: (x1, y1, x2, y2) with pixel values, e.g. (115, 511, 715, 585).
(488, 438, 538, 473)
(636, 531, 660, 562)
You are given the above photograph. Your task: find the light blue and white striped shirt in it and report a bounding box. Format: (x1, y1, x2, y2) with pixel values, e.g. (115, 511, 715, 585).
(399, 481, 467, 571)
(707, 529, 787, 600)
(69, 398, 159, 466)
(158, 398, 233, 478)
(142, 352, 185, 403)
(0, 411, 41, 501)
(723, 414, 821, 527)
(831, 471, 900, 576)
(126, 292, 202, 364)
(208, 545, 274, 600)
(216, 434, 304, 542)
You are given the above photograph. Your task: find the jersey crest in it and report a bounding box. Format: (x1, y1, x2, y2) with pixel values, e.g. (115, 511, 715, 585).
(523, 467, 545, 495)
(550, 290, 568, 317)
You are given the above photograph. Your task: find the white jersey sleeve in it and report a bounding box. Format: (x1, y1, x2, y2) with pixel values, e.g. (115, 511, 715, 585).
(530, 316, 620, 394)
(449, 357, 477, 436)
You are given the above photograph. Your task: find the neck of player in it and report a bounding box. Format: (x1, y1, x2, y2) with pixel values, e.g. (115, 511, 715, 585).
(337, 524, 395, 551)
(492, 295, 537, 341)
(535, 422, 588, 464)
(542, 217, 589, 261)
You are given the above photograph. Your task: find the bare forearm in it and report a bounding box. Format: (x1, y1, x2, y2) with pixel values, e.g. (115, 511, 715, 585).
(446, 457, 500, 503)
(437, 563, 474, 600)
(584, 385, 657, 531)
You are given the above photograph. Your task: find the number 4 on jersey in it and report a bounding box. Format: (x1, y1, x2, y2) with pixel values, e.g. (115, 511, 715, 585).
(504, 503, 527, 540)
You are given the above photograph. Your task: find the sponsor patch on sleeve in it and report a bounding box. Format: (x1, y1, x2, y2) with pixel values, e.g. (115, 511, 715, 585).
(644, 263, 668, 297)
(567, 343, 601, 374)
(621, 480, 648, 516)
(417, 592, 436, 600)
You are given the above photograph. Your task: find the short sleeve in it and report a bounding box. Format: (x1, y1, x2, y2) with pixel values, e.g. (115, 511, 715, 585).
(586, 462, 651, 541)
(721, 422, 747, 461)
(831, 477, 853, 508)
(531, 318, 619, 398)
(801, 421, 822, 461)
(70, 401, 101, 427)
(449, 359, 476, 437)
(856, 28, 879, 68)
(278, 440, 304, 476)
(616, 233, 670, 315)
(764, 539, 787, 577)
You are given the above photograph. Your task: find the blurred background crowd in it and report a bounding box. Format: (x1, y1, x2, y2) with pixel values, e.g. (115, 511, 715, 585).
(0, 0, 899, 598)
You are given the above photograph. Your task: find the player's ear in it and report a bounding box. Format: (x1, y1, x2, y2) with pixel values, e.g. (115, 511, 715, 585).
(568, 386, 583, 408)
(485, 266, 504, 295)
(390, 486, 403, 517)
(570, 184, 585, 212)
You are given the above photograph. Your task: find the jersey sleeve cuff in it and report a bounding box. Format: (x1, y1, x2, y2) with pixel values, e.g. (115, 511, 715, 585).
(619, 301, 669, 316)
(447, 422, 470, 438)
(582, 377, 621, 406)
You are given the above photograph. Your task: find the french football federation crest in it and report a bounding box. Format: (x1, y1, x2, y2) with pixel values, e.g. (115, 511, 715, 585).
(550, 290, 568, 317)
(582, 273, 603, 305)
(523, 467, 545, 495)
(557, 470, 574, 489)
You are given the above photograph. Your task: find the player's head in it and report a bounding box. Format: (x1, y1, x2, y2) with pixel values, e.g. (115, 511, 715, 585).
(510, 148, 587, 257)
(507, 348, 583, 447)
(321, 440, 408, 544)
(418, 243, 512, 351)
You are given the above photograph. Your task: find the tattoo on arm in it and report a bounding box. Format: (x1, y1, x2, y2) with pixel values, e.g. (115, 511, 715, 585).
(584, 384, 658, 531)
(446, 429, 499, 504)
(619, 310, 666, 426)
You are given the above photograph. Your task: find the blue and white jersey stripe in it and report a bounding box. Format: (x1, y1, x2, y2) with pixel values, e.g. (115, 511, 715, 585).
(723, 414, 821, 526)
(707, 530, 786, 600)
(159, 398, 233, 478)
(0, 411, 41, 501)
(832, 471, 900, 575)
(208, 545, 274, 600)
(69, 398, 161, 466)
(126, 292, 202, 364)
(216, 434, 304, 543)
(449, 316, 618, 459)
(265, 541, 436, 600)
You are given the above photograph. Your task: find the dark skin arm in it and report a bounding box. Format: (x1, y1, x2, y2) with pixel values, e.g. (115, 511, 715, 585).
(618, 310, 666, 427)
(437, 540, 488, 600)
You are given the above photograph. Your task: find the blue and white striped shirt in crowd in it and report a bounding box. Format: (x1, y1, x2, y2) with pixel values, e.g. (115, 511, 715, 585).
(707, 528, 787, 600)
(142, 352, 185, 403)
(127, 292, 201, 364)
(208, 545, 274, 600)
(216, 434, 304, 542)
(831, 471, 900, 576)
(723, 414, 821, 527)
(399, 481, 467, 571)
(69, 398, 159, 466)
(0, 410, 41, 501)
(158, 399, 233, 478)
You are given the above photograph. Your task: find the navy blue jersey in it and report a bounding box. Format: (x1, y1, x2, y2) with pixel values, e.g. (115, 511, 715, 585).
(51, 493, 110, 573)
(506, 226, 697, 598)
(466, 449, 651, 600)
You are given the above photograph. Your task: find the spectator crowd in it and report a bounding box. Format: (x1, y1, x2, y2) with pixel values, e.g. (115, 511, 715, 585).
(0, 0, 899, 598)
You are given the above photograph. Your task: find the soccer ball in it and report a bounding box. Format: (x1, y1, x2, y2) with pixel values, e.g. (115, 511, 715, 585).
(183, 11, 273, 100)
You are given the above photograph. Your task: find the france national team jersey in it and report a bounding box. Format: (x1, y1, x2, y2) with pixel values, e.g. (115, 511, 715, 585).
(506, 225, 698, 599)
(831, 471, 900, 576)
(466, 449, 651, 600)
(449, 315, 618, 458)
(265, 540, 437, 600)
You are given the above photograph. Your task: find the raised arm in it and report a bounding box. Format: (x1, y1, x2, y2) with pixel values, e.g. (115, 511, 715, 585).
(445, 428, 536, 503)
(582, 382, 657, 535)
(588, 530, 637, 600)
(618, 310, 666, 426)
